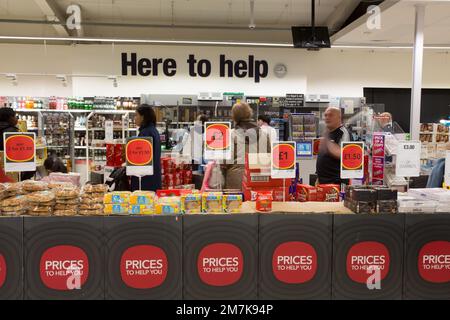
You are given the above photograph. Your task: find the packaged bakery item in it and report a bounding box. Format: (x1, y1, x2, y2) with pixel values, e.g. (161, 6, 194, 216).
(55, 187, 80, 199)
(22, 180, 49, 192)
(155, 197, 181, 214)
(104, 203, 129, 215)
(129, 204, 154, 215)
(3, 182, 23, 197)
(53, 209, 77, 216)
(130, 191, 156, 205)
(256, 191, 273, 212)
(181, 194, 202, 214)
(80, 193, 104, 204)
(223, 194, 243, 213)
(296, 184, 317, 202)
(202, 192, 223, 213)
(79, 209, 106, 216)
(55, 203, 78, 211)
(26, 191, 55, 204)
(56, 198, 80, 205)
(104, 191, 131, 204)
(48, 181, 74, 189)
(0, 195, 27, 216)
(316, 184, 340, 202)
(83, 184, 109, 194)
(79, 203, 103, 211)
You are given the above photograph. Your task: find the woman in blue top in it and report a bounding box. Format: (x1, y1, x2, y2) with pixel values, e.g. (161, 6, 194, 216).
(130, 104, 162, 191)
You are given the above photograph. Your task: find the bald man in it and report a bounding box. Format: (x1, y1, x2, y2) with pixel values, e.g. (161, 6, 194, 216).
(316, 107, 351, 184)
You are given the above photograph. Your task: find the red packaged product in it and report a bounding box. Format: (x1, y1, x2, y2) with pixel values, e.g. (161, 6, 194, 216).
(106, 144, 115, 167)
(256, 191, 273, 212)
(316, 184, 340, 202)
(296, 184, 317, 202)
(114, 144, 124, 166)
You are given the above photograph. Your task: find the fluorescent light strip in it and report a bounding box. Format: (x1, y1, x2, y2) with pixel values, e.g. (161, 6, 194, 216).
(1, 36, 450, 50)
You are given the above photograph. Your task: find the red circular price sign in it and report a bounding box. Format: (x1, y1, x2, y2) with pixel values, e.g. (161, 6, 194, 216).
(126, 138, 153, 166)
(272, 143, 295, 170)
(5, 134, 35, 162)
(205, 124, 230, 150)
(342, 144, 363, 170)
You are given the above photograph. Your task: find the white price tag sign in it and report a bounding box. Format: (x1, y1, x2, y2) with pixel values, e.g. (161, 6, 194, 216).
(395, 141, 421, 177)
(105, 120, 114, 143)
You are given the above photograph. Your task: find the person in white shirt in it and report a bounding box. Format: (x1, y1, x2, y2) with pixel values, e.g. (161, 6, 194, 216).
(257, 114, 278, 143)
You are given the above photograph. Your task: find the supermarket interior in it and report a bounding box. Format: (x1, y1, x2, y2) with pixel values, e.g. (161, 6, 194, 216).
(0, 0, 449, 301)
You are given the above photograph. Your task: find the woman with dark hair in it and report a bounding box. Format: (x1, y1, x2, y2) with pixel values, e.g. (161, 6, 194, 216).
(131, 104, 161, 191)
(0, 107, 19, 151)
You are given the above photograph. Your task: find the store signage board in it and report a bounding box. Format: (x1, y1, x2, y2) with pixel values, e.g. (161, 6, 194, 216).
(271, 141, 296, 179)
(3, 132, 36, 172)
(396, 141, 421, 177)
(340, 142, 364, 179)
(285, 94, 305, 107)
(444, 151, 450, 186)
(372, 133, 385, 185)
(296, 140, 313, 158)
(126, 137, 153, 176)
(204, 122, 231, 160)
(105, 120, 114, 143)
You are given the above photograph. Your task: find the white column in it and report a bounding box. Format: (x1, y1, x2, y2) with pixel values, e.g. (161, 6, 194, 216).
(410, 4, 425, 141)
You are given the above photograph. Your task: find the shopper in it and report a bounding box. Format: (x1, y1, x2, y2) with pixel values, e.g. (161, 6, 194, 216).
(131, 104, 161, 191)
(0, 107, 19, 150)
(219, 102, 270, 190)
(44, 154, 68, 174)
(378, 112, 393, 132)
(257, 114, 278, 143)
(316, 106, 351, 184)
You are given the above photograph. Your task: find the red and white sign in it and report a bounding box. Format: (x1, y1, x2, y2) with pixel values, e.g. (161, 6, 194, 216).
(272, 241, 317, 284)
(271, 142, 296, 179)
(0, 254, 6, 289)
(340, 142, 364, 179)
(346, 241, 390, 284)
(120, 245, 168, 289)
(197, 243, 243, 287)
(372, 133, 385, 185)
(418, 241, 450, 283)
(3, 132, 36, 172)
(204, 122, 231, 160)
(39, 245, 89, 291)
(126, 137, 153, 176)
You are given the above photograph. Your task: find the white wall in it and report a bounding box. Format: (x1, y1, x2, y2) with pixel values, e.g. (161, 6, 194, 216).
(0, 44, 450, 98)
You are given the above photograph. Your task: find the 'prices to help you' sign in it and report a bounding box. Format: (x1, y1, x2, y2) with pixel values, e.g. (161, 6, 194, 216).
(271, 142, 296, 179)
(126, 137, 153, 176)
(204, 122, 231, 160)
(4, 132, 36, 172)
(340, 142, 364, 179)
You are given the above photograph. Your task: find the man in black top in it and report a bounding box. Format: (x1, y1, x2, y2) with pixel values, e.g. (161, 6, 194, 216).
(316, 107, 350, 184)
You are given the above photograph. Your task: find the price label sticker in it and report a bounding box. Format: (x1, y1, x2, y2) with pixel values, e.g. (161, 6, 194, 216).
(126, 137, 153, 176)
(340, 142, 364, 179)
(4, 132, 36, 172)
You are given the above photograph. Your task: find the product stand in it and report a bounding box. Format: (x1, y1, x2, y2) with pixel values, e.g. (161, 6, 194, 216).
(183, 214, 258, 300)
(104, 215, 182, 300)
(403, 213, 450, 299)
(0, 217, 23, 300)
(24, 216, 104, 300)
(332, 214, 404, 300)
(259, 213, 332, 299)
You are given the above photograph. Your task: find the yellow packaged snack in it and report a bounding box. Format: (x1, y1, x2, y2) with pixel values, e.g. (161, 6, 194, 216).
(181, 194, 202, 214)
(104, 191, 131, 204)
(129, 204, 154, 215)
(223, 194, 243, 213)
(104, 203, 129, 214)
(202, 192, 223, 213)
(155, 197, 181, 214)
(130, 191, 155, 205)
